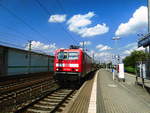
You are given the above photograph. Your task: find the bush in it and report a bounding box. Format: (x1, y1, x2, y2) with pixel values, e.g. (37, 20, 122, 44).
(125, 66, 135, 74)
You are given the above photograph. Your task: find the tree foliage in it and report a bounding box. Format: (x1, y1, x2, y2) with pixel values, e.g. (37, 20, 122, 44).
(123, 50, 149, 68)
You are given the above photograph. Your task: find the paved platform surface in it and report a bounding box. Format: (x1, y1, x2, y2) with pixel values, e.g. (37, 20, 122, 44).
(125, 72, 150, 88)
(97, 69, 150, 113)
(66, 73, 95, 113)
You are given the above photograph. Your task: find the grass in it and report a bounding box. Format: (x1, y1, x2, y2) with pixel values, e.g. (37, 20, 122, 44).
(125, 66, 135, 74)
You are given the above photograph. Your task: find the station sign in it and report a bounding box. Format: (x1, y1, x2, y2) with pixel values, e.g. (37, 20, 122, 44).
(138, 33, 150, 47)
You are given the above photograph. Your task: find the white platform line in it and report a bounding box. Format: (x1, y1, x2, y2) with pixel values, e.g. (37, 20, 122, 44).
(88, 70, 98, 113)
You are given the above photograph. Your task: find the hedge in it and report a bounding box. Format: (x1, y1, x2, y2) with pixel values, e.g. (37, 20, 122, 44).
(124, 66, 135, 74)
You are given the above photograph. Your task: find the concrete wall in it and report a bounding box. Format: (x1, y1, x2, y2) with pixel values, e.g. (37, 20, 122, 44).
(7, 48, 54, 76)
(7, 49, 29, 75)
(49, 57, 54, 71)
(0, 46, 7, 76)
(30, 53, 48, 73)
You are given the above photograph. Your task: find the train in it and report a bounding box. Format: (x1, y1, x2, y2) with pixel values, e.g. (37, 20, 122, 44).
(53, 48, 96, 83)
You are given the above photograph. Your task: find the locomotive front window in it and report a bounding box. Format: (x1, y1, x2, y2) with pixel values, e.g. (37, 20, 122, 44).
(68, 52, 79, 60)
(57, 52, 79, 60)
(58, 52, 68, 60)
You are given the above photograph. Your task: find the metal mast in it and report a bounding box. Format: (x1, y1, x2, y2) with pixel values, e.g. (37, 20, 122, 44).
(28, 40, 32, 73)
(148, 0, 150, 33)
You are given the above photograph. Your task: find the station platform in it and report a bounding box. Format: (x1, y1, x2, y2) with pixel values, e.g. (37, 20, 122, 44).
(125, 72, 150, 89)
(96, 70, 150, 113)
(65, 69, 150, 113)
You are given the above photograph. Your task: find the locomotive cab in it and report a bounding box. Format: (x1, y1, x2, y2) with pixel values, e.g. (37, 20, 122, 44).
(54, 49, 82, 81)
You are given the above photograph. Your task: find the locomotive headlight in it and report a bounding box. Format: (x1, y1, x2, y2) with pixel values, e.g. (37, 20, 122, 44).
(75, 69, 78, 71)
(56, 68, 59, 71)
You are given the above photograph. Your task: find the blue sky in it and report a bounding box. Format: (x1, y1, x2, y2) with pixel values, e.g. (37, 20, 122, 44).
(0, 0, 148, 61)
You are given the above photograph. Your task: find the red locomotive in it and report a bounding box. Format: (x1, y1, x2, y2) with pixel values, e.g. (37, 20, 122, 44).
(54, 48, 95, 82)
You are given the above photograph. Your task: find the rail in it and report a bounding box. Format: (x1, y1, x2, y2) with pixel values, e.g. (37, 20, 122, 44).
(0, 79, 58, 112)
(15, 88, 75, 113)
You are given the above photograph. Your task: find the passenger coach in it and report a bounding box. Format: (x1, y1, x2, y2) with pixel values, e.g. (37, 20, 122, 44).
(54, 48, 93, 82)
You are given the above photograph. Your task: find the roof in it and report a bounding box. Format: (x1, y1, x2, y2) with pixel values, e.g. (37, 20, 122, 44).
(56, 48, 83, 52)
(138, 33, 150, 47)
(0, 44, 54, 58)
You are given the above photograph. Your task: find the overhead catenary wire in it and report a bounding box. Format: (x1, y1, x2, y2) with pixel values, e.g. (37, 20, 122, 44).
(0, 39, 50, 57)
(55, 0, 86, 48)
(34, 0, 79, 46)
(0, 37, 49, 55)
(0, 25, 34, 49)
(0, 40, 25, 49)
(0, 23, 39, 41)
(0, 31, 29, 42)
(0, 24, 52, 53)
(55, 0, 67, 14)
(0, 1, 79, 53)
(0, 3, 51, 43)
(0, 26, 54, 54)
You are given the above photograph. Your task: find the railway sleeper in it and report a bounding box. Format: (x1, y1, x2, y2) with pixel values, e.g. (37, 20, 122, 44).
(52, 92, 69, 95)
(33, 104, 55, 109)
(0, 93, 14, 100)
(0, 78, 52, 95)
(0, 84, 59, 112)
(0, 84, 54, 101)
(39, 101, 58, 106)
(27, 107, 51, 113)
(0, 89, 49, 111)
(47, 96, 64, 100)
(43, 98, 62, 102)
(14, 89, 73, 113)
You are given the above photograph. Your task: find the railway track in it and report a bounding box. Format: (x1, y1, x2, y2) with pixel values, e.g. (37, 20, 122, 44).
(0, 79, 59, 112)
(0, 73, 81, 113)
(0, 76, 52, 94)
(15, 88, 75, 113)
(0, 73, 49, 86)
(0, 75, 52, 94)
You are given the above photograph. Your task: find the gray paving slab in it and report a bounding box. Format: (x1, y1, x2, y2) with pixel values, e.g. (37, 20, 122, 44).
(67, 73, 95, 113)
(97, 69, 150, 113)
(125, 73, 150, 88)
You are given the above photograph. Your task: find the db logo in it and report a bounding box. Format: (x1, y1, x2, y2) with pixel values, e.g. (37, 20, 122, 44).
(65, 64, 69, 67)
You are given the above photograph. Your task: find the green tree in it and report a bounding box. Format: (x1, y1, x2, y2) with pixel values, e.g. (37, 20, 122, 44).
(123, 50, 149, 68)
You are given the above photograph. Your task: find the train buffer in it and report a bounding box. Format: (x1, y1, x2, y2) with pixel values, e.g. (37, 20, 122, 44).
(65, 69, 150, 113)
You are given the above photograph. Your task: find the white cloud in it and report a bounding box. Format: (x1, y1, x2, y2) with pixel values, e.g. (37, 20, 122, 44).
(85, 49, 112, 63)
(25, 41, 57, 54)
(122, 42, 145, 55)
(79, 41, 91, 46)
(67, 12, 94, 28)
(79, 24, 109, 37)
(89, 50, 95, 56)
(122, 43, 137, 55)
(95, 52, 112, 63)
(123, 50, 133, 55)
(115, 6, 148, 37)
(86, 50, 95, 58)
(96, 44, 112, 51)
(124, 42, 137, 49)
(49, 14, 66, 23)
(136, 46, 145, 51)
(67, 12, 109, 37)
(95, 52, 111, 57)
